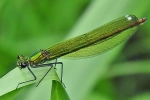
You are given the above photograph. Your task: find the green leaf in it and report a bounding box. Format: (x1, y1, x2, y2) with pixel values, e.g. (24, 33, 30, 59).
(0, 67, 59, 97)
(0, 88, 21, 100)
(51, 80, 70, 100)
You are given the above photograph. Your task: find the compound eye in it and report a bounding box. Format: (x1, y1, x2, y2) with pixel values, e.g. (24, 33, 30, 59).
(20, 62, 28, 68)
(17, 55, 28, 68)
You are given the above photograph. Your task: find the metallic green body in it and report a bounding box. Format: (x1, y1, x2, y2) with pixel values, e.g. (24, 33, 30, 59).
(29, 50, 43, 64)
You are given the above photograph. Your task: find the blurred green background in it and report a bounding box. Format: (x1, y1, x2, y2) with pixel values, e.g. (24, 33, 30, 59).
(0, 0, 150, 100)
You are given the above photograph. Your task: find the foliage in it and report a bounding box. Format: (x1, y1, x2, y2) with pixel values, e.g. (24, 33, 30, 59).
(0, 0, 150, 100)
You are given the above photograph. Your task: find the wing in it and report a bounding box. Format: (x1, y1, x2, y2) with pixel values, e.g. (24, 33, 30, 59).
(62, 26, 138, 58)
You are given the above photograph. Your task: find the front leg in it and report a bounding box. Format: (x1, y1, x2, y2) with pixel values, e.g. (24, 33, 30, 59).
(16, 66, 37, 89)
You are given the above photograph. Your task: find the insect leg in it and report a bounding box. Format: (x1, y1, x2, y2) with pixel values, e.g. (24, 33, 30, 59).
(34, 63, 53, 87)
(34, 61, 63, 87)
(16, 66, 37, 89)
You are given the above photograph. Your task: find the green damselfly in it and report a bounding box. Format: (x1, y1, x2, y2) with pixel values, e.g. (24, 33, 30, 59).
(1, 15, 147, 89)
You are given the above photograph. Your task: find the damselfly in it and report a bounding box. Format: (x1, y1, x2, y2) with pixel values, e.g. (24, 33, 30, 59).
(1, 15, 147, 89)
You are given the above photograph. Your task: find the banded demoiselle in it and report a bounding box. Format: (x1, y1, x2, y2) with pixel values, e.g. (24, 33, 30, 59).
(1, 15, 147, 89)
